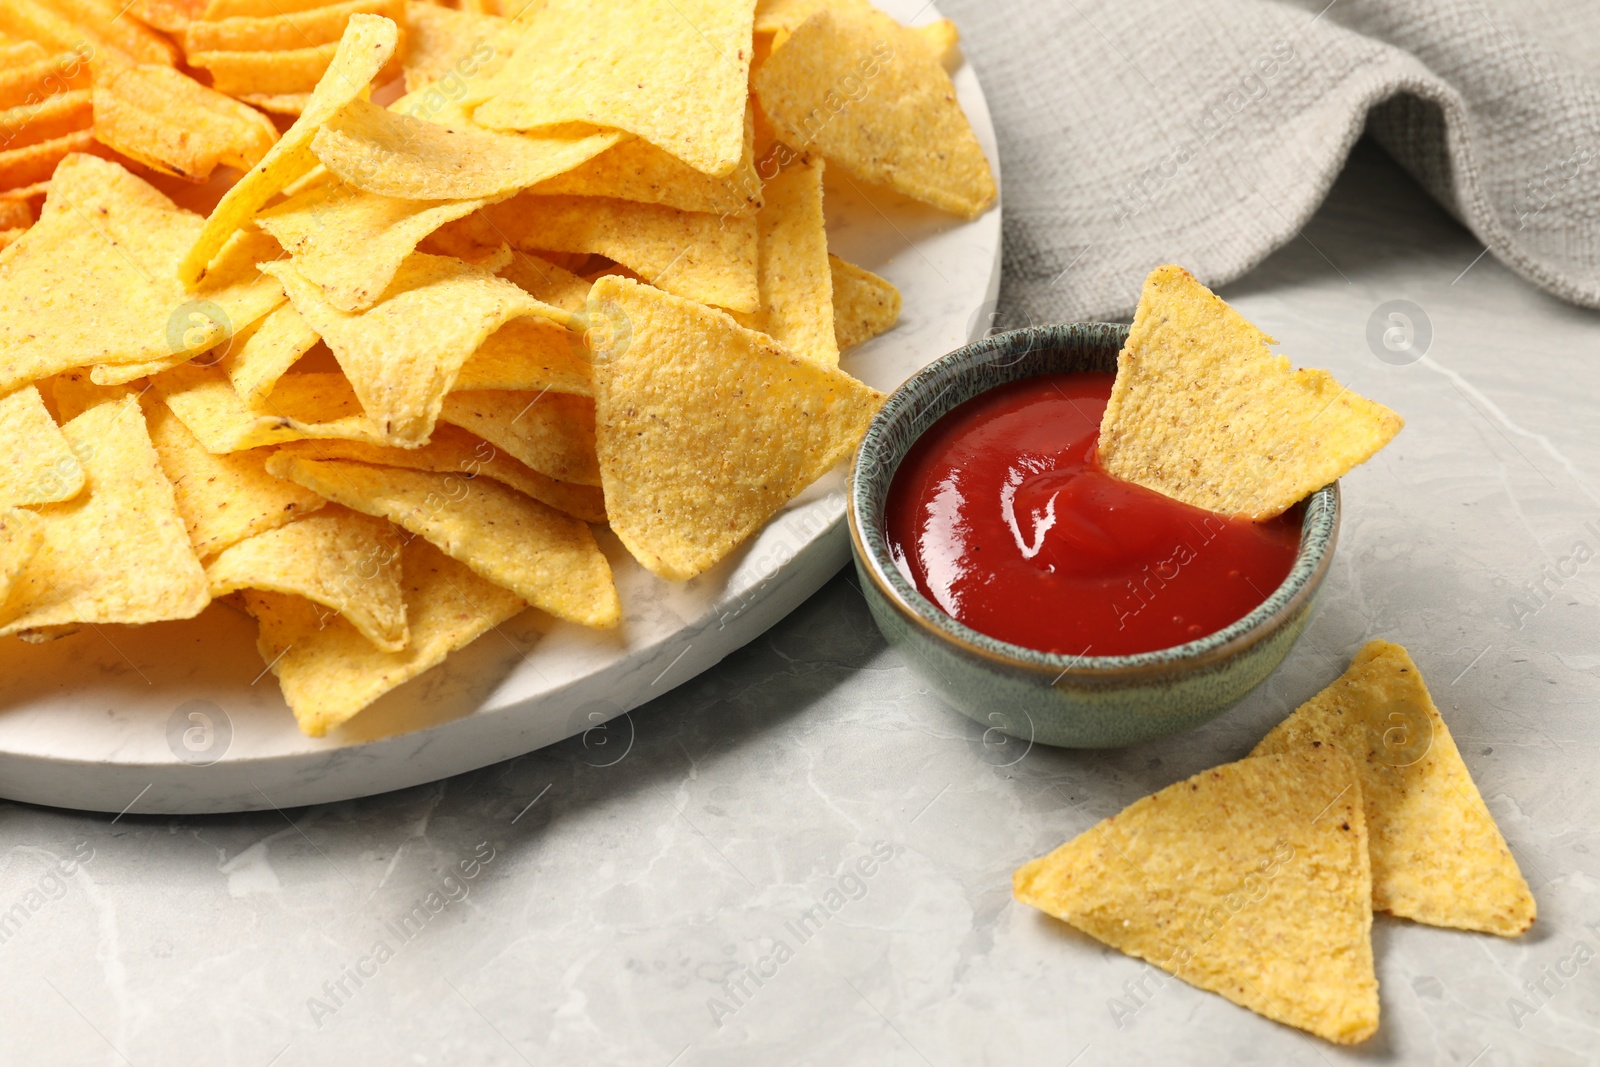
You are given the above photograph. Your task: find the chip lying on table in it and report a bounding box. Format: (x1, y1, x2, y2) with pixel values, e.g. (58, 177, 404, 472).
(0, 1, 995, 735)
(1015, 642, 1534, 1044)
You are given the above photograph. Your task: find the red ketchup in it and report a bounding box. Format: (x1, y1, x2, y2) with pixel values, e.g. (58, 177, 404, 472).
(883, 373, 1302, 656)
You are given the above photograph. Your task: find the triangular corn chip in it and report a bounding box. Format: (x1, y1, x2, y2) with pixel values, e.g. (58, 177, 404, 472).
(0, 396, 209, 636)
(754, 7, 995, 218)
(0, 507, 46, 626)
(246, 537, 524, 736)
(454, 318, 593, 396)
(1099, 265, 1404, 520)
(401, 1, 512, 94)
(1014, 750, 1379, 1045)
(1251, 640, 1536, 936)
(152, 364, 391, 451)
(265, 253, 565, 443)
(0, 155, 283, 391)
(51, 370, 130, 423)
(480, 193, 759, 312)
(587, 275, 882, 580)
(207, 505, 408, 651)
(495, 252, 591, 312)
(221, 303, 323, 408)
(529, 102, 762, 216)
(473, 0, 755, 178)
(732, 157, 835, 364)
(829, 254, 899, 351)
(90, 62, 278, 182)
(440, 389, 599, 486)
(142, 395, 326, 558)
(312, 96, 622, 201)
(0, 385, 84, 505)
(257, 182, 496, 313)
(181, 13, 398, 285)
(269, 454, 619, 628)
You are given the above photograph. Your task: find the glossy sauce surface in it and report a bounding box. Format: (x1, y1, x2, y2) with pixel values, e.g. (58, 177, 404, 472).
(883, 373, 1302, 656)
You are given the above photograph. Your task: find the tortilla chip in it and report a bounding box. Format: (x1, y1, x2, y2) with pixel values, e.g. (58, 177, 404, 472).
(0, 385, 85, 505)
(265, 253, 566, 443)
(754, 7, 995, 218)
(312, 96, 622, 201)
(221, 303, 323, 407)
(246, 537, 524, 736)
(473, 0, 755, 178)
(0, 155, 283, 392)
(481, 193, 759, 312)
(90, 62, 279, 182)
(152, 363, 390, 451)
(1014, 749, 1379, 1045)
(754, 0, 959, 65)
(142, 395, 326, 557)
(181, 13, 399, 285)
(454, 318, 592, 396)
(1098, 266, 1404, 521)
(829, 254, 899, 350)
(0, 396, 209, 635)
(207, 504, 408, 650)
(274, 425, 606, 523)
(497, 252, 591, 313)
(440, 388, 598, 486)
(257, 181, 494, 312)
(51, 370, 132, 422)
(400, 1, 512, 93)
(1251, 640, 1536, 937)
(587, 275, 882, 580)
(731, 157, 834, 365)
(0, 0, 177, 66)
(268, 454, 619, 627)
(529, 102, 762, 216)
(0, 506, 46, 624)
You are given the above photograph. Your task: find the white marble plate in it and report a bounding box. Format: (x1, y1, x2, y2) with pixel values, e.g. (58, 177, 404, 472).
(0, 3, 1001, 814)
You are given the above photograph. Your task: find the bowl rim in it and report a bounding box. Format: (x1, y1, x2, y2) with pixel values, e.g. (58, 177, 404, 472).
(847, 322, 1340, 681)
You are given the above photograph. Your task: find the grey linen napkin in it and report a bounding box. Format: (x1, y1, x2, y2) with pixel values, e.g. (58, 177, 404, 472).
(938, 0, 1600, 322)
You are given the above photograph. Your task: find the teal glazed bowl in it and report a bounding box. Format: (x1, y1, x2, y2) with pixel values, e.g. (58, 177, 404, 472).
(847, 322, 1339, 748)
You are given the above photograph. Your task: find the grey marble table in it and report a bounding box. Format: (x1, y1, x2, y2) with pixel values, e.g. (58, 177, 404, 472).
(4, 140, 1598, 1066)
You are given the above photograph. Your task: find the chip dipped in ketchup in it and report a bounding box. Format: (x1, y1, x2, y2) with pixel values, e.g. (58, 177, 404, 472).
(883, 373, 1303, 657)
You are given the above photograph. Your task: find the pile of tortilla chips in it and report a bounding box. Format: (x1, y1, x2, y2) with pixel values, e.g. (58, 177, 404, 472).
(0, 4, 995, 736)
(1014, 642, 1535, 1044)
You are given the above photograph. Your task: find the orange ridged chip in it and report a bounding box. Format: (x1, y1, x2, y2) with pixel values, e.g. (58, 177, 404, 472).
(0, 0, 177, 66)
(152, 364, 391, 451)
(0, 155, 284, 393)
(142, 394, 326, 558)
(190, 44, 336, 98)
(274, 424, 606, 523)
(1098, 265, 1404, 521)
(90, 62, 279, 182)
(0, 396, 210, 636)
(181, 13, 399, 285)
(473, 0, 755, 178)
(313, 96, 622, 201)
(754, 7, 995, 218)
(125, 0, 206, 33)
(481, 193, 759, 312)
(0, 385, 85, 505)
(245, 537, 524, 736)
(269, 454, 620, 628)
(1013, 749, 1380, 1045)
(265, 252, 567, 443)
(587, 275, 882, 580)
(185, 0, 404, 51)
(529, 103, 762, 216)
(207, 504, 408, 650)
(1, 90, 94, 152)
(257, 181, 494, 312)
(1251, 640, 1536, 937)
(440, 389, 598, 486)
(0, 507, 47, 625)
(0, 130, 97, 194)
(829, 254, 899, 350)
(731, 157, 835, 365)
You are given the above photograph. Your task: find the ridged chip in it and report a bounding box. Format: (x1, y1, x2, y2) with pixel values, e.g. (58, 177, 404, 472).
(1098, 265, 1404, 520)
(90, 62, 279, 182)
(1014, 749, 1380, 1045)
(1251, 640, 1536, 936)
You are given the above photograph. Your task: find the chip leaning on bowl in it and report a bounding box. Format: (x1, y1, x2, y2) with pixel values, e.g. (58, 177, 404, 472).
(0, 4, 998, 736)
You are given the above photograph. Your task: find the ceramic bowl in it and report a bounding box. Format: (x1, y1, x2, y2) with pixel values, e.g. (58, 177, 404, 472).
(847, 322, 1339, 748)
